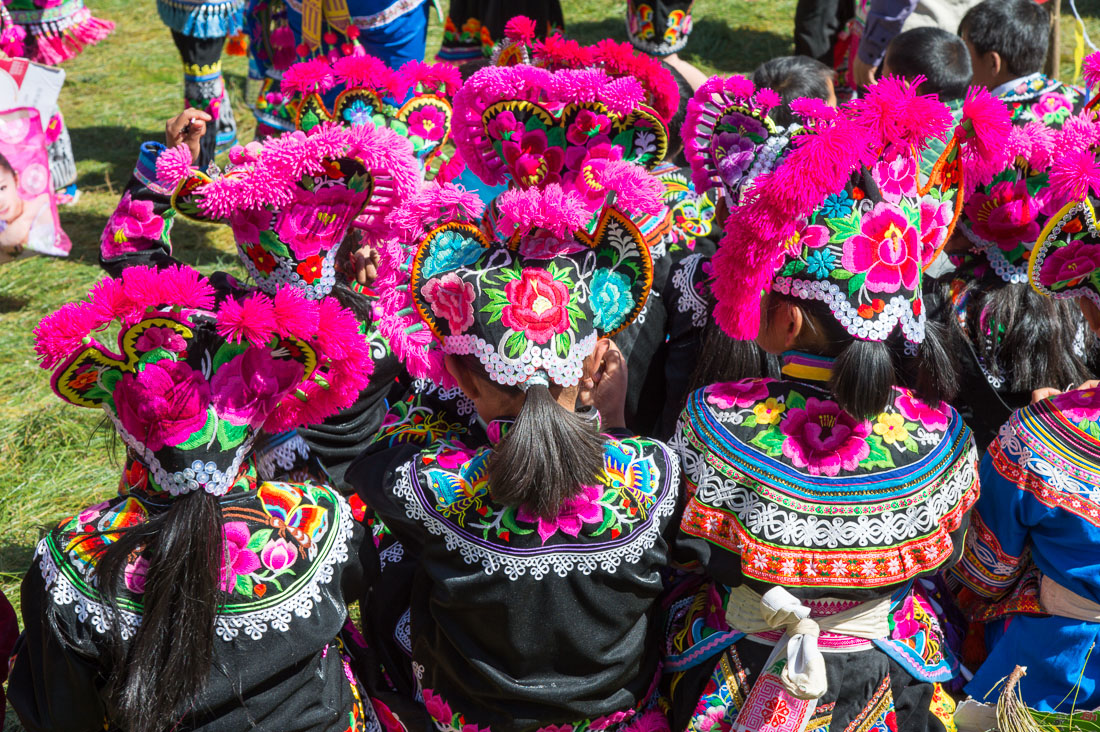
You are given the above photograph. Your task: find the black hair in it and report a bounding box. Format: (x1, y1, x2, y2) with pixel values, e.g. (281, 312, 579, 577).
(949, 275, 1095, 393)
(662, 61, 694, 165)
(687, 322, 779, 393)
(0, 153, 16, 179)
(751, 56, 835, 127)
(459, 356, 605, 519)
(885, 27, 973, 100)
(763, 294, 959, 419)
(959, 0, 1050, 78)
(64, 486, 224, 732)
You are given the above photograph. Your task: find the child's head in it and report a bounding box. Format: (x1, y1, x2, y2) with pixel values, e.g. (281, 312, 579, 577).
(751, 56, 836, 127)
(0, 154, 22, 223)
(958, 0, 1050, 89)
(884, 27, 972, 100)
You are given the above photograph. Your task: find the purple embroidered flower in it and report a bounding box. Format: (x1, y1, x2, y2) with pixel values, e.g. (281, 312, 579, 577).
(408, 105, 447, 142)
(487, 110, 520, 141)
(1054, 388, 1100, 423)
(124, 557, 149, 594)
(780, 397, 871, 476)
(566, 109, 612, 145)
(275, 185, 362, 260)
(517, 484, 604, 543)
(135, 326, 186, 353)
(230, 207, 274, 247)
(219, 522, 261, 592)
(713, 132, 757, 187)
(502, 129, 564, 188)
(842, 202, 921, 294)
(422, 689, 453, 725)
(261, 537, 297, 572)
(211, 347, 305, 428)
(114, 360, 211, 452)
(1038, 243, 1100, 287)
(871, 154, 918, 203)
(101, 192, 166, 257)
(705, 379, 770, 410)
(896, 392, 948, 431)
(717, 111, 766, 138)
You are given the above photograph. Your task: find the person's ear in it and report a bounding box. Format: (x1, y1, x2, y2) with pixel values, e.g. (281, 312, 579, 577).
(784, 302, 804, 349)
(988, 50, 1003, 78)
(1078, 297, 1100, 338)
(444, 354, 481, 401)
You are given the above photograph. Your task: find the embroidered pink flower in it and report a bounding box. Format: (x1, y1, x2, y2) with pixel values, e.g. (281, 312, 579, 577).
(566, 109, 612, 145)
(1054, 388, 1100, 423)
(124, 557, 149, 594)
(261, 537, 297, 572)
(964, 179, 1042, 251)
(77, 501, 109, 525)
(871, 154, 918, 203)
(1037, 243, 1100, 286)
(564, 139, 621, 205)
(517, 484, 604, 543)
(896, 392, 949, 431)
(919, 198, 954, 266)
(842, 202, 921, 294)
(780, 223, 830, 261)
(114, 360, 211, 452)
(1035, 92, 1072, 124)
(780, 397, 871, 476)
(436, 447, 477, 470)
(502, 129, 564, 188)
(487, 110, 520, 141)
(421, 273, 476, 334)
(135, 326, 186, 353)
(517, 231, 587, 259)
(101, 192, 166, 256)
(275, 185, 362, 259)
(706, 379, 770, 410)
(501, 268, 571, 344)
(892, 595, 920, 639)
(422, 689, 453, 724)
(230, 207, 274, 246)
(219, 521, 261, 592)
(408, 105, 447, 141)
(211, 347, 305, 427)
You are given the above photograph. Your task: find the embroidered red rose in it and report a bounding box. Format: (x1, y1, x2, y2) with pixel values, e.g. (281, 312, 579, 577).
(247, 244, 278, 275)
(501, 268, 571, 343)
(296, 254, 324, 283)
(421, 273, 476, 334)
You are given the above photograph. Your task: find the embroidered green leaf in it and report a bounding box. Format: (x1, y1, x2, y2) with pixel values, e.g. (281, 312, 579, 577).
(848, 272, 867, 296)
(346, 173, 369, 193)
(749, 426, 786, 457)
(84, 385, 111, 402)
(246, 528, 273, 553)
(259, 230, 291, 259)
(827, 215, 862, 243)
(860, 435, 896, 469)
(992, 168, 1017, 186)
(741, 414, 758, 428)
(904, 437, 919, 453)
(612, 130, 635, 152)
(480, 302, 505, 326)
(554, 331, 571, 358)
(300, 110, 320, 131)
(780, 259, 806, 277)
(388, 118, 409, 137)
(901, 200, 921, 227)
(547, 126, 566, 149)
(101, 369, 122, 391)
(903, 421, 919, 431)
(1025, 172, 1050, 198)
(595, 506, 617, 536)
(177, 409, 218, 450)
(1089, 421, 1100, 440)
(505, 330, 527, 358)
(212, 342, 248, 371)
(217, 419, 249, 450)
(298, 174, 315, 191)
(139, 347, 175, 366)
(501, 506, 533, 536)
(234, 573, 254, 597)
(496, 266, 522, 282)
(829, 268, 854, 280)
(786, 391, 807, 411)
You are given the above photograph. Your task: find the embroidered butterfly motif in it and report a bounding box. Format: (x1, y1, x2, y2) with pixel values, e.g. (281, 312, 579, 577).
(257, 482, 330, 560)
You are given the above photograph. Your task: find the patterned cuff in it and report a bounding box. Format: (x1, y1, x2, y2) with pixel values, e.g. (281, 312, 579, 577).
(133, 141, 174, 197)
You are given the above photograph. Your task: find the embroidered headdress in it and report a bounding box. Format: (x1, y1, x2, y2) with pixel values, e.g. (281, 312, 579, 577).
(157, 122, 420, 299)
(625, 0, 694, 57)
(713, 77, 1012, 343)
(281, 54, 462, 178)
(33, 266, 372, 496)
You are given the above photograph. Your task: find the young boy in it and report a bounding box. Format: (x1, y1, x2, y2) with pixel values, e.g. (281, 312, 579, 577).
(751, 55, 837, 126)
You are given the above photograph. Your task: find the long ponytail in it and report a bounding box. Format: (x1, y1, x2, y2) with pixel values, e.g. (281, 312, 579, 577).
(73, 486, 223, 732)
(488, 382, 606, 520)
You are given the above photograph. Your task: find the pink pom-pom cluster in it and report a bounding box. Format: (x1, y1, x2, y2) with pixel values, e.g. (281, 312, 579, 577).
(281, 57, 337, 95)
(331, 54, 398, 95)
(394, 60, 462, 97)
(590, 39, 680, 123)
(532, 33, 594, 69)
(156, 144, 196, 189)
(848, 75, 952, 155)
(1084, 51, 1100, 92)
(503, 15, 537, 43)
(493, 184, 591, 240)
(1047, 111, 1100, 206)
(954, 86, 1013, 195)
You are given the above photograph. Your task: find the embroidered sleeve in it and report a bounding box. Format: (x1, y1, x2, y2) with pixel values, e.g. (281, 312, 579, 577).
(99, 142, 179, 275)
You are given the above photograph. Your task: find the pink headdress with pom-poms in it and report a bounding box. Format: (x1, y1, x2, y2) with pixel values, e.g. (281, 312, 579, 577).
(33, 266, 372, 496)
(589, 38, 681, 124)
(162, 123, 420, 300)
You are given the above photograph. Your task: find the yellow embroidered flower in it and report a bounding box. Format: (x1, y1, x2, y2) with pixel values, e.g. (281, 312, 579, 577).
(873, 413, 909, 444)
(753, 398, 786, 425)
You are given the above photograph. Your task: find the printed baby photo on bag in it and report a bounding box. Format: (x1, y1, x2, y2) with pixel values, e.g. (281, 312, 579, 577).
(0, 107, 70, 262)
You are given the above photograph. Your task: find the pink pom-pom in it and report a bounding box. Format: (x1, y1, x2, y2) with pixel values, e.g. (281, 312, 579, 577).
(600, 161, 664, 216)
(161, 264, 217, 311)
(216, 293, 277, 347)
(272, 287, 320, 337)
(789, 97, 838, 123)
(723, 75, 756, 100)
(281, 57, 336, 95)
(850, 75, 952, 155)
(87, 276, 139, 325)
(156, 144, 194, 189)
(622, 710, 670, 732)
(504, 15, 537, 43)
(1050, 148, 1100, 204)
(385, 182, 486, 243)
(397, 59, 462, 97)
(754, 87, 782, 113)
(495, 184, 590, 239)
(532, 33, 594, 69)
(1085, 52, 1100, 91)
(33, 302, 97, 368)
(955, 85, 1013, 192)
(332, 54, 394, 92)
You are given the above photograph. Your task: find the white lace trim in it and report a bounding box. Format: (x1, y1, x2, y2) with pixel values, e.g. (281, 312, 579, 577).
(391, 449, 680, 581)
(378, 540, 405, 571)
(255, 433, 312, 481)
(773, 275, 926, 343)
(442, 330, 598, 389)
(37, 490, 356, 642)
(412, 378, 477, 418)
(395, 607, 412, 653)
(1000, 420, 1100, 504)
(671, 253, 709, 329)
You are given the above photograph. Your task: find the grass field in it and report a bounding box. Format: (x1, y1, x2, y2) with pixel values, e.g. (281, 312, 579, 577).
(1, 0, 1098, 727)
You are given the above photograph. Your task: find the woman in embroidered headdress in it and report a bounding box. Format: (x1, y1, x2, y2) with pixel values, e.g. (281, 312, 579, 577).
(662, 78, 1010, 732)
(949, 62, 1100, 710)
(7, 266, 379, 732)
(346, 169, 681, 729)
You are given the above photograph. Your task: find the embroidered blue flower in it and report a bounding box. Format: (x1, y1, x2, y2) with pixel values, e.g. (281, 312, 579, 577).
(421, 230, 486, 278)
(806, 249, 836, 279)
(820, 193, 855, 218)
(343, 100, 375, 127)
(590, 268, 634, 332)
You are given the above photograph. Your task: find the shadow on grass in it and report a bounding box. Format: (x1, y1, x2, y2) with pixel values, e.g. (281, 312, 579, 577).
(0, 294, 29, 313)
(0, 531, 41, 583)
(58, 208, 239, 270)
(566, 17, 792, 73)
(68, 125, 164, 193)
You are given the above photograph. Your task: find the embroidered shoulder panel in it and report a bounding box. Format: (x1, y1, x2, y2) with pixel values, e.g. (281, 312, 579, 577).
(999, 76, 1085, 127)
(990, 390, 1100, 526)
(38, 479, 354, 641)
(671, 379, 979, 588)
(370, 381, 481, 451)
(394, 437, 680, 579)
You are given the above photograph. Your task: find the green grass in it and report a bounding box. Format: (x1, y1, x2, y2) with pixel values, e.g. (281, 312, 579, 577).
(2, 0, 1100, 728)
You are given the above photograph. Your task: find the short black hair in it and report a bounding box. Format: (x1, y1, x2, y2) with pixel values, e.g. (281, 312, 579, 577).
(959, 0, 1050, 78)
(885, 27, 972, 100)
(751, 55, 835, 127)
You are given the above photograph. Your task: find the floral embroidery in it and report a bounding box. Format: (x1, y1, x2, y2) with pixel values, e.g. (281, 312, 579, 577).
(420, 229, 486, 279)
(779, 397, 871, 476)
(421, 273, 476, 335)
(1053, 388, 1100, 423)
(896, 393, 948, 431)
(296, 254, 324, 283)
(135, 326, 186, 353)
(101, 192, 166, 256)
(590, 268, 635, 332)
(753, 398, 786, 425)
(115, 360, 211, 452)
(841, 203, 921, 295)
(517, 485, 605, 543)
(706, 380, 770, 410)
(498, 265, 577, 347)
(275, 185, 362, 260)
(219, 521, 262, 592)
(502, 128, 565, 188)
(211, 347, 305, 428)
(408, 105, 446, 141)
(873, 413, 910, 445)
